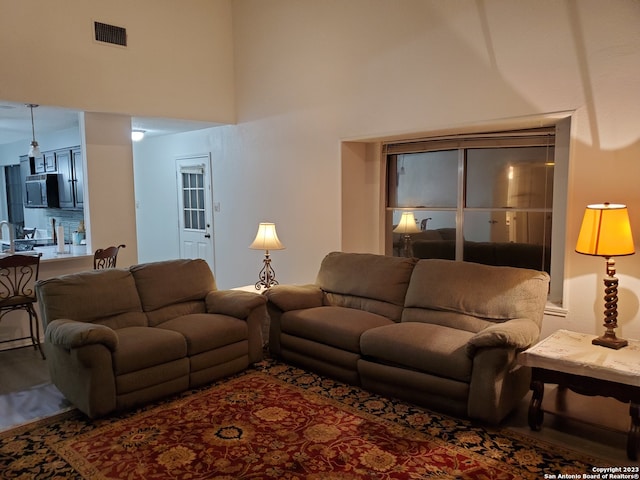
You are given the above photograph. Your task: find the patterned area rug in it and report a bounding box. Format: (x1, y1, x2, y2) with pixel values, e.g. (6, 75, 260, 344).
(0, 359, 609, 479)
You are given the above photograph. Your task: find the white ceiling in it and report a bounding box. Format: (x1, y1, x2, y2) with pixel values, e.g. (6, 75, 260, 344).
(0, 100, 221, 146)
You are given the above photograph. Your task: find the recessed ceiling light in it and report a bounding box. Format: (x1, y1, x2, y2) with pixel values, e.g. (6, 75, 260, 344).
(131, 130, 145, 141)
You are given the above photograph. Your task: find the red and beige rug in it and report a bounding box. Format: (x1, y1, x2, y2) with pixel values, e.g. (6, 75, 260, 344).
(0, 360, 611, 479)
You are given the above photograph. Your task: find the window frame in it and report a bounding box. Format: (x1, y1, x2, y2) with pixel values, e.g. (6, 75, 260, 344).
(383, 125, 568, 304)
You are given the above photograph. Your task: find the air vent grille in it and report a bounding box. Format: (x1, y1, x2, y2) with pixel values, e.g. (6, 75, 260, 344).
(94, 21, 127, 47)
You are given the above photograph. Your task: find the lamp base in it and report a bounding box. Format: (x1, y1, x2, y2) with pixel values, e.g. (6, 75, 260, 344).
(592, 334, 628, 350)
(591, 258, 628, 350)
(254, 252, 278, 291)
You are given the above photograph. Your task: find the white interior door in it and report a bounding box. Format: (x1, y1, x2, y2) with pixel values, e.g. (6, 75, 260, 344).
(176, 155, 215, 273)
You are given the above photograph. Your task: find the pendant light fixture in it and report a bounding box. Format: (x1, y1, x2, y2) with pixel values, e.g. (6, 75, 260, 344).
(26, 104, 41, 159)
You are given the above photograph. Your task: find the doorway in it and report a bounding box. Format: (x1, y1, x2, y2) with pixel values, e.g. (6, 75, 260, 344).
(176, 155, 215, 273)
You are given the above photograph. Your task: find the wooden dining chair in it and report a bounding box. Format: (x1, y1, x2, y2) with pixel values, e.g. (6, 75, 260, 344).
(93, 244, 126, 269)
(0, 253, 44, 359)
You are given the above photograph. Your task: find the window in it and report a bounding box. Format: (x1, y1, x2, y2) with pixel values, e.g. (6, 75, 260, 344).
(386, 128, 555, 276)
(181, 170, 206, 231)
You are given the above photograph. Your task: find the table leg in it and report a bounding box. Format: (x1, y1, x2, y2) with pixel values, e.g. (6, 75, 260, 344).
(628, 402, 639, 461)
(528, 379, 544, 431)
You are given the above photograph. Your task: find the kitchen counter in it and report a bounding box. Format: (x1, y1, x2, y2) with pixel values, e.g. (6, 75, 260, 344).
(0, 244, 90, 262)
(35, 244, 90, 262)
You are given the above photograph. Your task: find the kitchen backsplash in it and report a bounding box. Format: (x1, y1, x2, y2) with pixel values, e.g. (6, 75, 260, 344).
(44, 210, 85, 243)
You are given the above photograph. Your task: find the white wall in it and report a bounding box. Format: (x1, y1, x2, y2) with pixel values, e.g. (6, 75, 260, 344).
(218, 0, 640, 340)
(133, 126, 296, 289)
(0, 0, 235, 124)
(133, 131, 207, 267)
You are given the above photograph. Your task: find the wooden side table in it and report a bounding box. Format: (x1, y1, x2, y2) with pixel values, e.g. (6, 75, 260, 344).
(518, 329, 640, 461)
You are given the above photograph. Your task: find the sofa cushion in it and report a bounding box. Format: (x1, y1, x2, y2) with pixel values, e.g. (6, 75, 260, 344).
(113, 326, 187, 375)
(316, 252, 416, 307)
(157, 313, 248, 356)
(360, 322, 474, 383)
(130, 259, 216, 313)
(146, 300, 206, 327)
(405, 259, 549, 326)
(281, 306, 393, 353)
(35, 268, 146, 329)
(401, 308, 493, 333)
(316, 252, 417, 321)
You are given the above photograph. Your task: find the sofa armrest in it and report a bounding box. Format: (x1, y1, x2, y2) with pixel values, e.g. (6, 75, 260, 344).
(466, 318, 540, 355)
(45, 319, 118, 352)
(263, 284, 323, 311)
(206, 290, 267, 319)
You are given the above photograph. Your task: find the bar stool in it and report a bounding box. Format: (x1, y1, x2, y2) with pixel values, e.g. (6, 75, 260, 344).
(0, 253, 44, 359)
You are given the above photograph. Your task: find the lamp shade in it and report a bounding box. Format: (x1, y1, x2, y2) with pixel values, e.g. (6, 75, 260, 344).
(393, 212, 421, 234)
(576, 203, 635, 257)
(249, 223, 285, 251)
(28, 141, 41, 159)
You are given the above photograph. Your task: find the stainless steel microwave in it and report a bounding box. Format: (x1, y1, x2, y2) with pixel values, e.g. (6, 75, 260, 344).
(25, 174, 60, 208)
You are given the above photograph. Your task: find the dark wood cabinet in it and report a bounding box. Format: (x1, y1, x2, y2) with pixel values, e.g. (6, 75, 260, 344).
(56, 146, 83, 209)
(30, 151, 55, 173)
(32, 154, 45, 173)
(44, 151, 56, 172)
(71, 148, 83, 208)
(20, 146, 84, 210)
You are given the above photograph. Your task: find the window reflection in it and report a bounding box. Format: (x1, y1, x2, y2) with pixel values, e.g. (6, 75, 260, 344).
(466, 147, 554, 209)
(463, 211, 551, 271)
(391, 210, 457, 259)
(389, 151, 458, 208)
(387, 141, 554, 274)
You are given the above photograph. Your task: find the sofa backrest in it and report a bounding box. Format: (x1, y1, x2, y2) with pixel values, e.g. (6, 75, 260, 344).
(129, 258, 216, 326)
(315, 252, 417, 322)
(402, 259, 549, 332)
(35, 268, 147, 329)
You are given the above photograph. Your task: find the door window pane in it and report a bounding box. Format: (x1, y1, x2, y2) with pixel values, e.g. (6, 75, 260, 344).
(182, 171, 206, 231)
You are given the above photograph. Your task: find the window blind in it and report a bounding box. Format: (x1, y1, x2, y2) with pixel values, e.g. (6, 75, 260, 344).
(383, 127, 555, 155)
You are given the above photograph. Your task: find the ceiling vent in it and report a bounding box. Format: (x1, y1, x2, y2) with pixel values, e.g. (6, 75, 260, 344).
(94, 21, 127, 47)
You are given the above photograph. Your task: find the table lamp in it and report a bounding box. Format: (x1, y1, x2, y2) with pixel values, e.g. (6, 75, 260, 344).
(249, 222, 285, 290)
(575, 203, 635, 349)
(393, 212, 421, 257)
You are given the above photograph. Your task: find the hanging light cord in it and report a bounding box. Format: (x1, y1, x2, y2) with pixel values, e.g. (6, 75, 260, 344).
(29, 104, 38, 144)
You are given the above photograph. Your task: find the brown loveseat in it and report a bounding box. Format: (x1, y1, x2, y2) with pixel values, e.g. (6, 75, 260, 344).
(35, 258, 267, 418)
(265, 252, 549, 424)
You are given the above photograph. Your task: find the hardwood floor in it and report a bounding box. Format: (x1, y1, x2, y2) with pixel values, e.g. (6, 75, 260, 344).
(0, 346, 636, 465)
(0, 346, 71, 431)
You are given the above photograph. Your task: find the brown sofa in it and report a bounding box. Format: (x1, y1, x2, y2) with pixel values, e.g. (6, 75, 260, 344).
(35, 258, 267, 418)
(265, 252, 549, 424)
